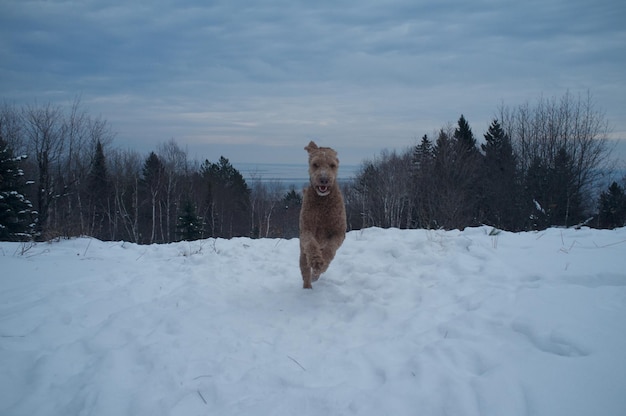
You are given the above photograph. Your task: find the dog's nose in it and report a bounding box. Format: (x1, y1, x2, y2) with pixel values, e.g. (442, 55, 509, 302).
(319, 177, 329, 185)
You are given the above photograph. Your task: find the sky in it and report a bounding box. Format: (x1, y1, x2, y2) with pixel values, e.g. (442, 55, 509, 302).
(1, 0, 625, 165)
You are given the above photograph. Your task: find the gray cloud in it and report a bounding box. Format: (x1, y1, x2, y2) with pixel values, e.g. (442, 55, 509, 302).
(1, 0, 625, 164)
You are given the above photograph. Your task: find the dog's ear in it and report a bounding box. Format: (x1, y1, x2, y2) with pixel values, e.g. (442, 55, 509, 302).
(305, 141, 318, 153)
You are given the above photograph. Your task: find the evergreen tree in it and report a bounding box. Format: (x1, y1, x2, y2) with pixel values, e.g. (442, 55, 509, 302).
(413, 134, 434, 171)
(429, 117, 483, 229)
(86, 140, 111, 239)
(481, 119, 520, 230)
(141, 152, 165, 243)
(279, 188, 302, 238)
(0, 133, 37, 241)
(523, 148, 582, 229)
(282, 188, 302, 208)
(200, 156, 250, 238)
(598, 181, 626, 229)
(454, 114, 477, 154)
(412, 134, 436, 228)
(87, 140, 109, 194)
(551, 147, 582, 227)
(525, 156, 551, 229)
(176, 200, 203, 241)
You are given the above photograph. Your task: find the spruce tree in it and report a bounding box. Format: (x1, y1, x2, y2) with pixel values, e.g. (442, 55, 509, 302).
(278, 188, 301, 238)
(141, 152, 166, 243)
(412, 134, 436, 228)
(551, 147, 582, 227)
(86, 140, 110, 239)
(481, 119, 520, 230)
(413, 134, 434, 170)
(0, 134, 37, 241)
(525, 157, 551, 229)
(454, 114, 477, 153)
(598, 182, 626, 229)
(282, 188, 302, 209)
(176, 200, 203, 241)
(443, 115, 482, 227)
(200, 156, 250, 238)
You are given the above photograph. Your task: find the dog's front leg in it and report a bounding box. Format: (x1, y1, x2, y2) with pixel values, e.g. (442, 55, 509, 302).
(300, 232, 323, 288)
(300, 249, 313, 289)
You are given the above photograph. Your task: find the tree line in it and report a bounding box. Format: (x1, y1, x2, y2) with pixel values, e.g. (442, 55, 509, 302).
(1, 92, 625, 242)
(0, 99, 302, 242)
(349, 92, 625, 231)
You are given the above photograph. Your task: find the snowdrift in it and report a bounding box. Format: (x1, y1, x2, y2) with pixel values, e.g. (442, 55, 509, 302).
(1, 227, 625, 416)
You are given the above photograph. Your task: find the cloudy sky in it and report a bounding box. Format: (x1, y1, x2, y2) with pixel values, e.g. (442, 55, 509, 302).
(2, 0, 625, 165)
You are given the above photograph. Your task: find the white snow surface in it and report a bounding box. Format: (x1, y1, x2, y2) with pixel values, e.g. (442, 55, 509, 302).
(1, 227, 626, 416)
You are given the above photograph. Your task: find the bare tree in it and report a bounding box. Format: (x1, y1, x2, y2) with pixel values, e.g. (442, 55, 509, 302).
(109, 148, 142, 242)
(354, 149, 413, 229)
(22, 102, 65, 238)
(158, 139, 189, 242)
(59, 97, 114, 237)
(500, 91, 612, 226)
(250, 179, 284, 238)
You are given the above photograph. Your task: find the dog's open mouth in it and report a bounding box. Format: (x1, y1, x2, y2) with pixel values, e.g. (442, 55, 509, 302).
(315, 185, 330, 196)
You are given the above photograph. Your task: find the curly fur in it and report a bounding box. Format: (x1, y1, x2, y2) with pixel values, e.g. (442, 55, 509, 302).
(299, 141, 347, 289)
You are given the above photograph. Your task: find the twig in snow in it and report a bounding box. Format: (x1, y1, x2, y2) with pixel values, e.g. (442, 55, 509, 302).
(594, 239, 626, 248)
(83, 238, 92, 257)
(197, 389, 207, 405)
(559, 240, 578, 254)
(192, 374, 213, 380)
(13, 240, 36, 256)
(288, 355, 306, 371)
(25, 248, 49, 258)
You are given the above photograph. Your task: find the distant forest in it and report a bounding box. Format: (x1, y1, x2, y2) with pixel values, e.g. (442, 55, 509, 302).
(1, 91, 625, 243)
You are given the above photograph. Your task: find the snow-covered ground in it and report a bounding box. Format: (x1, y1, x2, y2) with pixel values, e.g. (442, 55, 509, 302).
(1, 227, 625, 416)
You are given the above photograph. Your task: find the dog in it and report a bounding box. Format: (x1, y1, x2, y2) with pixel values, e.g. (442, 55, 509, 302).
(299, 141, 347, 289)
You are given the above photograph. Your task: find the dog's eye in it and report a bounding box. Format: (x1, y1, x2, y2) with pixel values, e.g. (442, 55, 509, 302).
(330, 164, 336, 169)
(312, 163, 319, 168)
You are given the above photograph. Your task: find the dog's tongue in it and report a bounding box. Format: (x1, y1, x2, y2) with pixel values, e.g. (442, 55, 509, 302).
(318, 185, 328, 193)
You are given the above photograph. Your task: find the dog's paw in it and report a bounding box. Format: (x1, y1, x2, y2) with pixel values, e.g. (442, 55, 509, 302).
(310, 254, 325, 274)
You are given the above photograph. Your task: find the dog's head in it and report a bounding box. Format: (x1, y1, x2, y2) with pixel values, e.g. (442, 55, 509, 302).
(305, 141, 339, 197)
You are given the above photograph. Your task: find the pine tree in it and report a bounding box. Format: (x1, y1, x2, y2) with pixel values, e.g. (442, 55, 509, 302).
(551, 147, 582, 227)
(0, 134, 37, 241)
(86, 140, 111, 239)
(598, 182, 626, 229)
(278, 188, 302, 238)
(413, 134, 434, 171)
(429, 116, 482, 228)
(200, 156, 250, 238)
(412, 134, 436, 228)
(525, 156, 551, 229)
(282, 188, 302, 208)
(141, 152, 165, 243)
(87, 140, 109, 195)
(481, 119, 520, 230)
(454, 114, 477, 153)
(176, 200, 203, 241)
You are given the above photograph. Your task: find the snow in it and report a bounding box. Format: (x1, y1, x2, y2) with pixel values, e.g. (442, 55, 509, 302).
(1, 226, 626, 416)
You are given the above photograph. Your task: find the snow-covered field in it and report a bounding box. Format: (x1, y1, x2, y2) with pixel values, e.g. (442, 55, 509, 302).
(1, 227, 625, 416)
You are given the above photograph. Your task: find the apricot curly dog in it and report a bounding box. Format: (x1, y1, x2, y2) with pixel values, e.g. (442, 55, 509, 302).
(299, 141, 347, 289)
